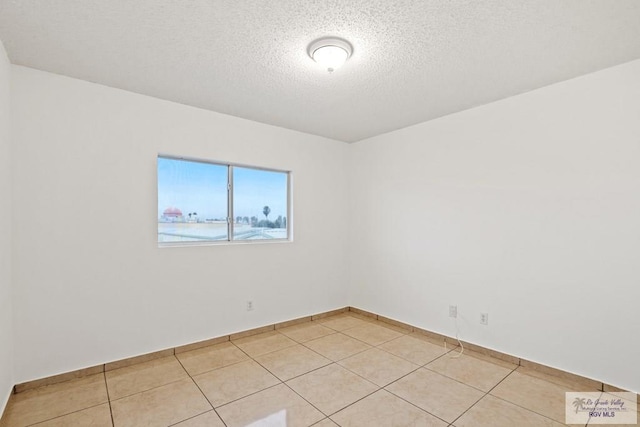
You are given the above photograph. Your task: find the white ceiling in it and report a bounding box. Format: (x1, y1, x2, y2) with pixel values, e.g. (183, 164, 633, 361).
(1, 1, 639, 142)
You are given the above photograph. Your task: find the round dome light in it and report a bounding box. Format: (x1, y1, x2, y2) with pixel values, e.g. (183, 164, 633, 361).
(308, 37, 353, 72)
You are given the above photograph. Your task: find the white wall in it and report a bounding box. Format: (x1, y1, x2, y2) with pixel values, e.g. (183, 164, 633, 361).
(10, 66, 349, 383)
(349, 59, 640, 393)
(0, 39, 13, 413)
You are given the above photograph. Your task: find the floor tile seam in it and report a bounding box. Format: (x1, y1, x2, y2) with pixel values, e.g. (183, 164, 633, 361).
(178, 364, 229, 427)
(413, 366, 499, 395)
(515, 366, 603, 394)
(173, 355, 216, 410)
(179, 356, 252, 378)
(336, 357, 423, 389)
(166, 409, 221, 427)
(103, 354, 182, 378)
(281, 377, 339, 419)
(368, 342, 430, 368)
(310, 417, 333, 426)
(484, 365, 518, 395)
(422, 347, 462, 367)
(319, 324, 358, 333)
(381, 386, 451, 426)
(452, 350, 519, 371)
(102, 371, 115, 427)
(583, 390, 603, 427)
(324, 360, 388, 390)
(280, 329, 338, 344)
(392, 335, 462, 369)
(421, 363, 513, 394)
(252, 354, 333, 383)
(299, 330, 356, 346)
(246, 352, 292, 383)
(373, 349, 432, 368)
(177, 350, 284, 414)
(214, 382, 284, 411)
(488, 389, 570, 425)
(173, 341, 240, 360)
(22, 401, 110, 427)
(268, 338, 337, 365)
(106, 354, 188, 379)
(377, 362, 431, 391)
(375, 337, 453, 367)
(108, 376, 192, 403)
(447, 387, 490, 426)
(233, 339, 299, 359)
(330, 345, 373, 363)
(228, 329, 288, 347)
(298, 334, 373, 362)
(382, 367, 489, 424)
(13, 375, 111, 426)
(318, 317, 373, 333)
(341, 328, 406, 347)
(324, 386, 382, 418)
(10, 372, 109, 401)
(369, 320, 414, 336)
(327, 331, 379, 349)
(230, 341, 278, 362)
(512, 366, 604, 397)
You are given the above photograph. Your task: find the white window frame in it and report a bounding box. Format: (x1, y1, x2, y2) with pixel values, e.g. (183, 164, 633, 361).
(158, 154, 292, 246)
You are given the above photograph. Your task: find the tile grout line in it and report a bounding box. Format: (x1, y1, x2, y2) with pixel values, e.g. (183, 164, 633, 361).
(21, 402, 110, 427)
(299, 332, 372, 363)
(238, 320, 391, 421)
(207, 342, 288, 411)
(483, 368, 572, 426)
(281, 369, 340, 419)
(249, 316, 462, 423)
(446, 386, 490, 426)
(381, 370, 452, 426)
(176, 341, 252, 378)
(173, 352, 229, 427)
(488, 392, 574, 427)
(583, 389, 605, 427)
(14, 373, 113, 427)
(441, 360, 521, 425)
(327, 321, 454, 423)
(103, 371, 115, 427)
(106, 376, 187, 403)
(232, 333, 330, 420)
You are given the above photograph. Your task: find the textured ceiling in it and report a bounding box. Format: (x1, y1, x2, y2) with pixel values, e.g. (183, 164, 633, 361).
(1, 1, 640, 142)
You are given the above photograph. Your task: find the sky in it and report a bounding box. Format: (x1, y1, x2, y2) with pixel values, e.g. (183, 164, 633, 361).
(157, 157, 288, 221)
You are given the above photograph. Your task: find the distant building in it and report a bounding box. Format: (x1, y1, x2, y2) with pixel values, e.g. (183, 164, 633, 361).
(161, 207, 184, 222)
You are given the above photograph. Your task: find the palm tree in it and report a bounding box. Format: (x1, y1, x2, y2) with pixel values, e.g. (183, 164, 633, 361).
(263, 206, 271, 221)
(573, 398, 586, 414)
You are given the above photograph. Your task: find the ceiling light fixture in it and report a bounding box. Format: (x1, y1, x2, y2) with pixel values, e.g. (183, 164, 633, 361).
(308, 37, 353, 73)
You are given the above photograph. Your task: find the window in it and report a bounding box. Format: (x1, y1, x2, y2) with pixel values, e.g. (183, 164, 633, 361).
(157, 155, 290, 245)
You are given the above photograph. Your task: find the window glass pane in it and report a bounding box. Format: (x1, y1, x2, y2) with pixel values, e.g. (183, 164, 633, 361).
(158, 157, 228, 243)
(233, 167, 288, 240)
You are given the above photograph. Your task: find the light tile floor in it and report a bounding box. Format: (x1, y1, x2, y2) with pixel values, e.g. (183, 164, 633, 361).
(1, 313, 638, 427)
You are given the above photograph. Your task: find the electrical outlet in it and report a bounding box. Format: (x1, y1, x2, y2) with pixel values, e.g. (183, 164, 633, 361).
(246, 301, 254, 311)
(480, 313, 489, 325)
(449, 305, 457, 318)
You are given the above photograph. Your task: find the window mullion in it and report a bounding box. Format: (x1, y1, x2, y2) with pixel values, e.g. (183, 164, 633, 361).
(227, 166, 233, 241)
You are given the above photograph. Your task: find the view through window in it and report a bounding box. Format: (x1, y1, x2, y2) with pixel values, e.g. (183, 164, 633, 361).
(158, 156, 289, 244)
